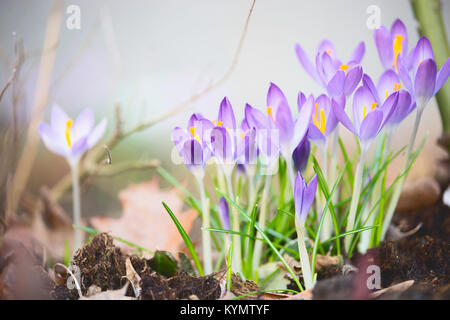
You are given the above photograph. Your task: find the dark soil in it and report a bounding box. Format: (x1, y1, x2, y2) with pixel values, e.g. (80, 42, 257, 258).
(51, 233, 222, 300)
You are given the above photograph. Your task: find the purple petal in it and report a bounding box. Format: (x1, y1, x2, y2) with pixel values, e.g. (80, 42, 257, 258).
(414, 59, 437, 106)
(275, 103, 295, 143)
(87, 118, 107, 149)
(374, 26, 394, 69)
(385, 90, 413, 126)
(397, 58, 413, 93)
(353, 86, 377, 129)
(300, 174, 318, 221)
(51, 105, 70, 135)
(350, 42, 365, 64)
(362, 74, 380, 103)
(327, 70, 345, 97)
(210, 126, 233, 163)
(219, 197, 230, 230)
(317, 39, 336, 58)
(391, 19, 408, 55)
(379, 91, 399, 128)
(73, 108, 94, 141)
(435, 57, 450, 94)
(38, 123, 68, 157)
(359, 109, 383, 141)
(267, 82, 289, 111)
(245, 103, 270, 129)
(297, 91, 306, 112)
(292, 134, 310, 173)
(172, 126, 190, 153)
(182, 139, 204, 169)
(292, 95, 314, 150)
(70, 136, 89, 158)
(412, 36, 434, 74)
(295, 43, 320, 83)
(377, 70, 400, 103)
(294, 172, 304, 221)
(332, 99, 357, 135)
(343, 66, 362, 97)
(218, 97, 236, 131)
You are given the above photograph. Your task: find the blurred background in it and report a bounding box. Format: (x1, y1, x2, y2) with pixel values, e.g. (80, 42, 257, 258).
(0, 0, 449, 220)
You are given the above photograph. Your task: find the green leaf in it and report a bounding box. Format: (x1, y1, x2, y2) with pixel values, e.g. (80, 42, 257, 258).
(162, 201, 204, 276)
(178, 252, 196, 276)
(149, 250, 178, 277)
(217, 189, 304, 292)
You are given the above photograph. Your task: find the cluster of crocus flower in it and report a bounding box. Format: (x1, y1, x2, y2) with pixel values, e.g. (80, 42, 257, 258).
(170, 18, 450, 286)
(37, 17, 449, 290)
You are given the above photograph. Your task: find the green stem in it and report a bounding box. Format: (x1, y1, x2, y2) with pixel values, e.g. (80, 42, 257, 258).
(295, 218, 314, 289)
(197, 177, 212, 274)
(252, 175, 271, 279)
(225, 171, 242, 274)
(70, 161, 82, 251)
(382, 109, 423, 239)
(344, 146, 367, 252)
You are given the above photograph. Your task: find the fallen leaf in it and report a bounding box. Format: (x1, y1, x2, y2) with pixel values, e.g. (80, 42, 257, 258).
(90, 178, 198, 255)
(370, 280, 415, 299)
(284, 288, 313, 300)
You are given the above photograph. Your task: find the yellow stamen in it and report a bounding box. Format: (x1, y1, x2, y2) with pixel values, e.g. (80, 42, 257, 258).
(267, 106, 275, 124)
(363, 106, 367, 119)
(312, 103, 326, 134)
(189, 126, 201, 143)
(418, 60, 423, 67)
(393, 34, 404, 73)
(65, 119, 73, 148)
(386, 90, 389, 99)
(240, 132, 245, 139)
(216, 121, 223, 127)
(371, 102, 378, 110)
(339, 64, 349, 75)
(326, 49, 332, 56)
(394, 83, 402, 91)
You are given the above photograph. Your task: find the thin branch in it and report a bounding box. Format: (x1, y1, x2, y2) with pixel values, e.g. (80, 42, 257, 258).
(0, 37, 23, 103)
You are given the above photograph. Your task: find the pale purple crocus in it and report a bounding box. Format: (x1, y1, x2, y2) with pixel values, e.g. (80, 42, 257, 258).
(332, 85, 399, 148)
(293, 172, 318, 290)
(266, 83, 313, 168)
(243, 102, 280, 173)
(292, 132, 310, 174)
(302, 93, 339, 144)
(295, 40, 364, 99)
(38, 105, 107, 251)
(363, 71, 415, 130)
(294, 173, 318, 224)
(397, 36, 450, 112)
(38, 105, 107, 165)
(374, 19, 410, 73)
(172, 113, 213, 179)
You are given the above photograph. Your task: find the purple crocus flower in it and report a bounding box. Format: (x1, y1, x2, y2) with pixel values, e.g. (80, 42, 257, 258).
(219, 196, 230, 230)
(266, 83, 313, 161)
(243, 102, 280, 172)
(363, 71, 415, 130)
(374, 19, 410, 72)
(292, 132, 310, 173)
(172, 113, 213, 176)
(38, 105, 107, 164)
(208, 97, 239, 166)
(332, 85, 399, 146)
(397, 36, 450, 112)
(295, 40, 364, 98)
(301, 93, 339, 144)
(294, 172, 318, 223)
